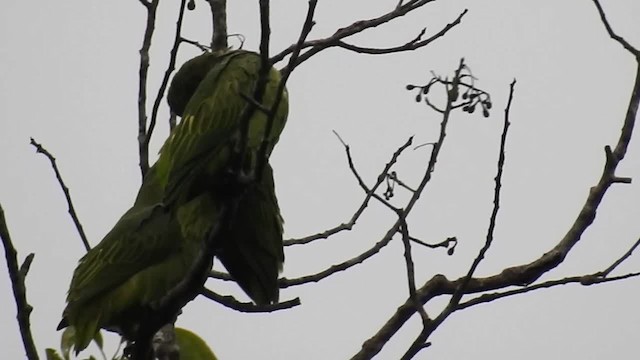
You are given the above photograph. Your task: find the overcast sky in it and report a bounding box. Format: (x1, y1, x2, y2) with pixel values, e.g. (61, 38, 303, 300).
(2, 0, 640, 359)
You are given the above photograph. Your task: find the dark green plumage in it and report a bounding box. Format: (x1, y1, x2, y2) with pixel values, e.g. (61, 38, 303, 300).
(59, 50, 288, 353)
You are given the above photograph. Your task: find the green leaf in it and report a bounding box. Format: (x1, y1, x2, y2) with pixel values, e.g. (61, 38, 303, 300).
(46, 348, 64, 360)
(175, 327, 218, 360)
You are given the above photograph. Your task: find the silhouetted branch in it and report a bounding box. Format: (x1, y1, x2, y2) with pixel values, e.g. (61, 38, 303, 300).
(592, 0, 639, 56)
(136, 0, 159, 178)
(30, 138, 90, 251)
(145, 0, 188, 148)
(335, 10, 467, 56)
(284, 136, 413, 246)
(256, 0, 317, 180)
(337, 132, 402, 212)
(448, 78, 514, 309)
(0, 204, 39, 360)
(602, 237, 640, 275)
(354, 38, 640, 357)
(272, 1, 467, 68)
(180, 37, 210, 52)
(201, 288, 301, 312)
(282, 62, 471, 290)
(458, 235, 640, 310)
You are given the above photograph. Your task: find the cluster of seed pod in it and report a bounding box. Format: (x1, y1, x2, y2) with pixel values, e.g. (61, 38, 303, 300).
(406, 79, 436, 103)
(406, 69, 492, 118)
(460, 86, 492, 118)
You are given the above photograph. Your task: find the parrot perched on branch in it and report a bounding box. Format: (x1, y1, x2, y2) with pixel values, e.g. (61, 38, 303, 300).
(58, 50, 288, 354)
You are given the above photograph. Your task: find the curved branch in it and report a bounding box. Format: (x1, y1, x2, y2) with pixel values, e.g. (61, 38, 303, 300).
(200, 288, 301, 312)
(282, 64, 463, 289)
(273, 2, 466, 68)
(335, 10, 467, 56)
(353, 53, 640, 360)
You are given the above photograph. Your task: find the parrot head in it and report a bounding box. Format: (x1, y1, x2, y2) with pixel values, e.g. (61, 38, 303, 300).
(167, 50, 229, 116)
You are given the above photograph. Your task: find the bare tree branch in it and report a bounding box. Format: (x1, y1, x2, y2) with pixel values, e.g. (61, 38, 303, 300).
(601, 237, 640, 276)
(459, 235, 640, 310)
(200, 288, 301, 313)
(353, 38, 640, 357)
(337, 132, 403, 213)
(180, 37, 210, 52)
(592, 0, 639, 56)
(272, 1, 466, 68)
(282, 62, 471, 290)
(207, 0, 228, 50)
(30, 138, 90, 251)
(449, 78, 514, 308)
(256, 0, 318, 179)
(283, 135, 413, 246)
(335, 10, 467, 56)
(145, 0, 188, 150)
(136, 0, 159, 178)
(0, 204, 39, 360)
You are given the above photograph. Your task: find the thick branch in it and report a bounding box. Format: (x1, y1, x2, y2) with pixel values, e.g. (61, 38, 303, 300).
(208, 0, 228, 50)
(354, 53, 640, 360)
(137, 0, 159, 178)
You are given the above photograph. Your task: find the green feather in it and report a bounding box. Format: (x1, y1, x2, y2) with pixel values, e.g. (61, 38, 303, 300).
(60, 50, 288, 352)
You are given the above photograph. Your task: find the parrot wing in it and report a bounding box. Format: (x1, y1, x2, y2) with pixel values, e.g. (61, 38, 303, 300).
(158, 50, 288, 205)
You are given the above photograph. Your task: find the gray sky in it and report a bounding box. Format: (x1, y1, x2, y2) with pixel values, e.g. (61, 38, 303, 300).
(2, 0, 640, 359)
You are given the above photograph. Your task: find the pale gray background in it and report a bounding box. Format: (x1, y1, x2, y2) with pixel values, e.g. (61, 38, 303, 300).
(2, 0, 640, 359)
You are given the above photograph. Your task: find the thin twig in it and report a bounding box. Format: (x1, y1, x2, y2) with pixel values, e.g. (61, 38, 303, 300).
(284, 63, 462, 291)
(284, 135, 413, 246)
(256, 0, 318, 180)
(399, 218, 430, 324)
(396, 59, 469, 360)
(145, 0, 188, 149)
(339, 133, 403, 212)
(354, 46, 640, 358)
(458, 270, 640, 311)
(272, 1, 465, 66)
(30, 138, 90, 251)
(0, 204, 39, 360)
(602, 237, 640, 276)
(200, 288, 301, 312)
(335, 10, 467, 56)
(449, 79, 515, 308)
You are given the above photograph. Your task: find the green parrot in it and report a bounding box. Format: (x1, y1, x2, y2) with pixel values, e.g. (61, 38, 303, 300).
(59, 50, 288, 354)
